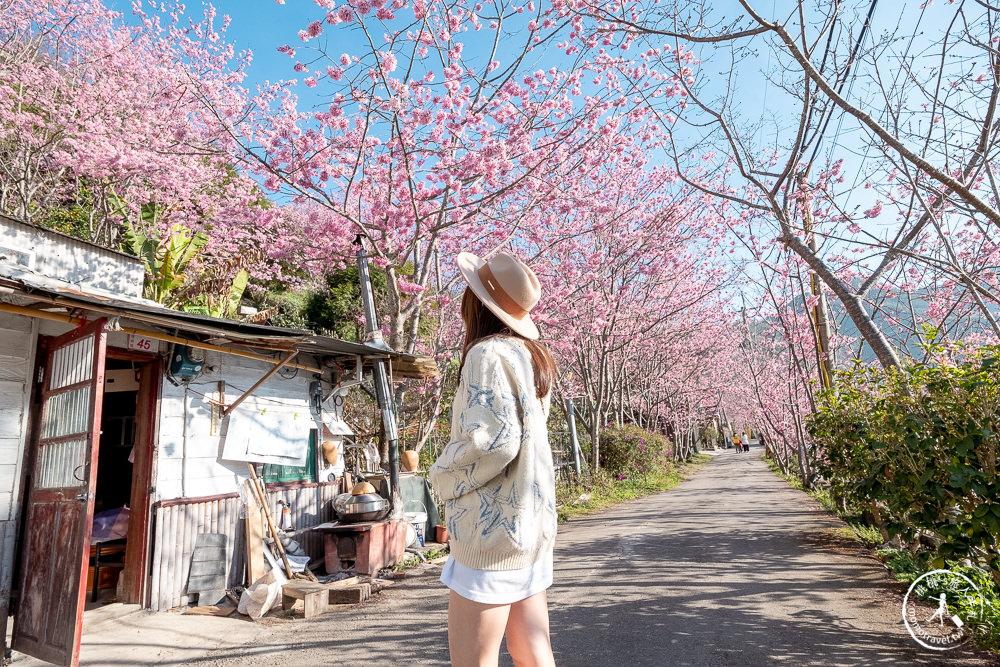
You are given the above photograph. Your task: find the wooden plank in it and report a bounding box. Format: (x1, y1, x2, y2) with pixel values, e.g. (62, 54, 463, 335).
(328, 584, 371, 605)
(0, 440, 21, 466)
(182, 505, 197, 607)
(0, 314, 33, 336)
(0, 466, 16, 495)
(170, 505, 183, 609)
(0, 384, 26, 439)
(0, 355, 27, 382)
(281, 583, 328, 619)
(281, 582, 328, 598)
(0, 493, 14, 523)
(368, 578, 395, 593)
(222, 350, 298, 417)
(326, 576, 363, 589)
(165, 505, 178, 611)
(149, 507, 163, 611)
(244, 481, 266, 584)
(224, 498, 238, 590)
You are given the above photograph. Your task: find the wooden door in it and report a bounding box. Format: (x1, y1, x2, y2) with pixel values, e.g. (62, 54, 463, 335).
(12, 319, 107, 667)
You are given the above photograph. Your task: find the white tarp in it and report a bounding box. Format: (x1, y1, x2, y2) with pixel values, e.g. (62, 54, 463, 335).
(220, 404, 313, 465)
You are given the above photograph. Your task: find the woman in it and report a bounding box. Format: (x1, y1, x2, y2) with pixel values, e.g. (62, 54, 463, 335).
(429, 251, 558, 667)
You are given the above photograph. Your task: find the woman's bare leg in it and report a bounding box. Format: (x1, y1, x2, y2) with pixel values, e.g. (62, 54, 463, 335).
(504, 591, 555, 667)
(448, 590, 511, 667)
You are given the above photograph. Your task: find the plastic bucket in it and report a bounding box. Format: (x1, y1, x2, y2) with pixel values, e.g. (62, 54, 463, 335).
(402, 500, 428, 546)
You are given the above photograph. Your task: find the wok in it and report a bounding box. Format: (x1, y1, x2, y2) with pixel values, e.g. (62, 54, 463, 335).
(333, 492, 389, 523)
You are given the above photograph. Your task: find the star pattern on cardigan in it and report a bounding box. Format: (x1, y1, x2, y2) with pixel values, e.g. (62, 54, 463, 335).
(477, 482, 521, 545)
(444, 459, 483, 498)
(461, 381, 514, 452)
(445, 502, 470, 542)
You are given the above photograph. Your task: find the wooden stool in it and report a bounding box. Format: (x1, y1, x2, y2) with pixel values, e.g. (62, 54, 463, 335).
(281, 582, 329, 619)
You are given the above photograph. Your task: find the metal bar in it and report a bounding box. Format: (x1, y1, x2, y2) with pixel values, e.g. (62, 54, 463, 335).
(222, 350, 299, 417)
(566, 398, 582, 479)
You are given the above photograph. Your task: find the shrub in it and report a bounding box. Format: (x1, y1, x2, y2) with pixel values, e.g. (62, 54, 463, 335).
(808, 344, 1000, 587)
(599, 424, 672, 480)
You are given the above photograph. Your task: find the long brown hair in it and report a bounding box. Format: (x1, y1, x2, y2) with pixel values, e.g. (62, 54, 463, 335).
(458, 287, 556, 399)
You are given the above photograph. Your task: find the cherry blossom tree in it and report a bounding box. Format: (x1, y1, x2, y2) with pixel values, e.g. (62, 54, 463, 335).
(216, 0, 670, 351)
(0, 0, 299, 283)
(554, 0, 1000, 374)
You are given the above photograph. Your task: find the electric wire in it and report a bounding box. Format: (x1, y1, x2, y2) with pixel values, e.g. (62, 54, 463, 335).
(804, 0, 881, 171)
(841, 1, 930, 210)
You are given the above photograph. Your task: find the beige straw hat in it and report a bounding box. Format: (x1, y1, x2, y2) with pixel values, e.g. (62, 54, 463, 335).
(457, 252, 541, 340)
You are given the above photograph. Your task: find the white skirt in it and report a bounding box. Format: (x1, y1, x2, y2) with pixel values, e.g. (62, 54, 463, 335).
(440, 549, 554, 604)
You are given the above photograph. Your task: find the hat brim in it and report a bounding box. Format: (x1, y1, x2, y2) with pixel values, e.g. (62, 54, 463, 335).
(457, 252, 540, 340)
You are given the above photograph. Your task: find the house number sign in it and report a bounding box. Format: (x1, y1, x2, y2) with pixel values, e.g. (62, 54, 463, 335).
(127, 333, 157, 353)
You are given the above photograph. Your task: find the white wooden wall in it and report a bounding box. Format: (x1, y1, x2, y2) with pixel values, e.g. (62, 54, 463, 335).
(0, 311, 37, 618)
(156, 351, 318, 501)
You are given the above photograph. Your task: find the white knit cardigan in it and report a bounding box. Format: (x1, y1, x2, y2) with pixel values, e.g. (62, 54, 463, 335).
(429, 336, 557, 571)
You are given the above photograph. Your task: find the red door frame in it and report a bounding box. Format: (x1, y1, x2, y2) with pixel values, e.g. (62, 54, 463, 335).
(104, 347, 160, 605)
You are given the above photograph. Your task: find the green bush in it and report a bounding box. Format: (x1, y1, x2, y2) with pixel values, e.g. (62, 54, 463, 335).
(808, 344, 1000, 587)
(599, 424, 672, 480)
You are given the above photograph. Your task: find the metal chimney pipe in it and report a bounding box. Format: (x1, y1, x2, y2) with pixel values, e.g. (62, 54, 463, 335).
(354, 235, 400, 515)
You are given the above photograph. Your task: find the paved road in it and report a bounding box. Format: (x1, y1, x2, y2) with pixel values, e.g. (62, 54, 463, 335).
(195, 450, 992, 666)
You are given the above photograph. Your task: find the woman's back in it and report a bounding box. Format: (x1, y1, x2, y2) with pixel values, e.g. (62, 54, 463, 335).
(430, 336, 556, 571)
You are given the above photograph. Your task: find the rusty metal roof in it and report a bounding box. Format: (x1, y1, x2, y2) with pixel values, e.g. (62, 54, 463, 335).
(0, 263, 438, 377)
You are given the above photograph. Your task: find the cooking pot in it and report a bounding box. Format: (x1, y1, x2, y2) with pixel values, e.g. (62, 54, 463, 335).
(333, 492, 389, 523)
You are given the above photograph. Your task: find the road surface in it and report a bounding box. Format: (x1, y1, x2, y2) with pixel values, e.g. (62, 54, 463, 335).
(191, 450, 992, 665)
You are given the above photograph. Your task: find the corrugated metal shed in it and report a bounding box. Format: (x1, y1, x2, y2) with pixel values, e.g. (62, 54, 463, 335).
(0, 214, 144, 298)
(0, 263, 437, 378)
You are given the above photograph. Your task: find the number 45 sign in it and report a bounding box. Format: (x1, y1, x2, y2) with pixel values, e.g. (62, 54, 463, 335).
(127, 333, 157, 353)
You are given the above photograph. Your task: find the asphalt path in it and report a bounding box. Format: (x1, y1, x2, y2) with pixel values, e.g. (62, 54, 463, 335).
(196, 449, 993, 666)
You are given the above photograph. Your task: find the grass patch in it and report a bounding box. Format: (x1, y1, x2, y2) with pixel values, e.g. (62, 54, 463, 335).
(392, 555, 420, 571)
(392, 544, 450, 571)
(423, 547, 447, 560)
(555, 454, 712, 523)
(764, 454, 1000, 654)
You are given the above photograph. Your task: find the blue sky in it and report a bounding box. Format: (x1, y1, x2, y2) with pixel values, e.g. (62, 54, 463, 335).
(213, 0, 312, 84)
(114, 0, 348, 105)
(111, 1, 963, 251)
(111, 1, 962, 127)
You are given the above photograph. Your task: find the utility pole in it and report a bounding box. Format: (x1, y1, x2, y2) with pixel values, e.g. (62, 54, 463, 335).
(803, 200, 835, 391)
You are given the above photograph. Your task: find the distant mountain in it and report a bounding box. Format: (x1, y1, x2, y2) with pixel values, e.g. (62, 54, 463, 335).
(827, 291, 930, 366)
